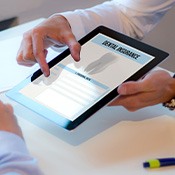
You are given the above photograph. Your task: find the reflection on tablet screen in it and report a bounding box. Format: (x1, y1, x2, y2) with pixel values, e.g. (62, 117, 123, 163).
(19, 33, 155, 122)
(6, 26, 168, 130)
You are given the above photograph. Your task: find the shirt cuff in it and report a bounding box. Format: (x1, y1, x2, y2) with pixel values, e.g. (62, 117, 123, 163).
(0, 131, 29, 155)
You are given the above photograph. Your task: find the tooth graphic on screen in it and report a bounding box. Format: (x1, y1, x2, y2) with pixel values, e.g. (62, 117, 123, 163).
(85, 52, 117, 74)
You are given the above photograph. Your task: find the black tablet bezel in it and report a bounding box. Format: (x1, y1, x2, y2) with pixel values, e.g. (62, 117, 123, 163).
(7, 26, 169, 130)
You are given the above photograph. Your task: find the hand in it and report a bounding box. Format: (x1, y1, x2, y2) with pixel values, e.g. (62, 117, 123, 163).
(109, 70, 175, 111)
(0, 101, 23, 138)
(17, 14, 81, 77)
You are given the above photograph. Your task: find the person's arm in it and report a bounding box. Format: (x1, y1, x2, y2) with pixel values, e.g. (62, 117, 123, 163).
(16, 0, 175, 77)
(0, 132, 43, 175)
(0, 101, 43, 175)
(61, 0, 175, 40)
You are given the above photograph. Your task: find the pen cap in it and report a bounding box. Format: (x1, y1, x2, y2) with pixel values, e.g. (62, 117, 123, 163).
(143, 162, 150, 168)
(143, 159, 160, 168)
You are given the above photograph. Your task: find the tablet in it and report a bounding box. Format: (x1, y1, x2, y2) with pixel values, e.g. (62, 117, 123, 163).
(6, 26, 169, 130)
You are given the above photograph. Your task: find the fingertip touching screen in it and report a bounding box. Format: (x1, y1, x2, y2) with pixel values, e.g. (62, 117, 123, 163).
(6, 26, 169, 130)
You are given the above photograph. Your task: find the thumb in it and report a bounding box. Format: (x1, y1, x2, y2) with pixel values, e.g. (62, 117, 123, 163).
(67, 39, 81, 62)
(117, 81, 145, 95)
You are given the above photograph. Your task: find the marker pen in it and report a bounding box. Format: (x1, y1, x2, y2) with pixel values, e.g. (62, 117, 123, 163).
(143, 157, 175, 168)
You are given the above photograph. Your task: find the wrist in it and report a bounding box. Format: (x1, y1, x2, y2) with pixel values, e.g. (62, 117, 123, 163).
(49, 13, 71, 28)
(163, 74, 175, 110)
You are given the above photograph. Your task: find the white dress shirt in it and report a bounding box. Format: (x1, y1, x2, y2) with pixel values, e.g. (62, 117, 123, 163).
(61, 0, 175, 40)
(0, 131, 43, 175)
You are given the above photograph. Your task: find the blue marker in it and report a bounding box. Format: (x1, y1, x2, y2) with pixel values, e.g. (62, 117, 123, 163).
(143, 157, 175, 168)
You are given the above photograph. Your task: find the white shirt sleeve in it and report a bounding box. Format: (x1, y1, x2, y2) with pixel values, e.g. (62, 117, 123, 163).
(60, 0, 175, 40)
(0, 131, 43, 175)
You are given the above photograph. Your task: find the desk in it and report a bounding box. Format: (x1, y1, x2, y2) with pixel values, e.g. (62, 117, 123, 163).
(1, 19, 175, 175)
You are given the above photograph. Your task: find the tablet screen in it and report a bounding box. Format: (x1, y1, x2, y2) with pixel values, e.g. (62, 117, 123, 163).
(6, 26, 168, 130)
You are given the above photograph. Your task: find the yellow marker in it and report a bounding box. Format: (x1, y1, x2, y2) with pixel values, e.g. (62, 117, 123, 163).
(143, 158, 175, 168)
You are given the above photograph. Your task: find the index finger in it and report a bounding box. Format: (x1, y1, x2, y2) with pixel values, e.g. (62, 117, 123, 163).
(32, 31, 50, 77)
